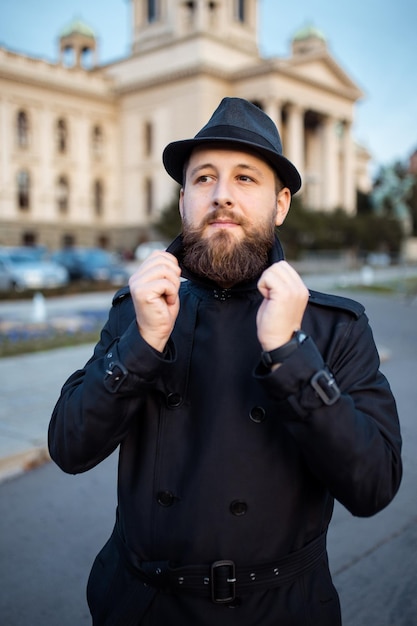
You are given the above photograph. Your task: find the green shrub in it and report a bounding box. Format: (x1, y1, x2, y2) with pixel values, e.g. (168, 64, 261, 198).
(279, 201, 403, 260)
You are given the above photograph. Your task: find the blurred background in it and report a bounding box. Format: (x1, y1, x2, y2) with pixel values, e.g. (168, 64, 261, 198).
(0, 4, 417, 625)
(0, 0, 416, 270)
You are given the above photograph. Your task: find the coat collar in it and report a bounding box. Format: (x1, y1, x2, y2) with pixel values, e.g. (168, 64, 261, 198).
(166, 233, 285, 293)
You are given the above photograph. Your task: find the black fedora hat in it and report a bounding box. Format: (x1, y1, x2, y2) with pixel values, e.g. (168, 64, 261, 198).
(162, 97, 301, 194)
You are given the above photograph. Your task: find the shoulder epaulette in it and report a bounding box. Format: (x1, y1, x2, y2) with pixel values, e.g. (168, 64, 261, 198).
(308, 289, 364, 319)
(112, 285, 131, 306)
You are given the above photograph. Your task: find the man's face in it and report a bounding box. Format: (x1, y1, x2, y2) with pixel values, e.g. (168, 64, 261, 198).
(179, 146, 291, 286)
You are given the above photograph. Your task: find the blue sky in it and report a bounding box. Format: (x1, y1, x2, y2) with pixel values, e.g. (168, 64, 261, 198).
(1, 0, 416, 176)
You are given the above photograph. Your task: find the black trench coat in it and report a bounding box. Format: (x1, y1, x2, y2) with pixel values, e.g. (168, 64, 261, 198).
(48, 236, 402, 626)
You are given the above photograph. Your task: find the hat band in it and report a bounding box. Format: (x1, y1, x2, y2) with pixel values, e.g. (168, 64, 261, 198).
(195, 125, 282, 155)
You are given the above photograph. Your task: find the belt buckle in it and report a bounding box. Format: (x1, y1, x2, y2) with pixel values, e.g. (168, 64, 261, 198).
(210, 560, 236, 604)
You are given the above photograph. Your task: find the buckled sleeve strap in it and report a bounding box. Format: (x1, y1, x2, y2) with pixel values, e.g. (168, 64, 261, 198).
(103, 320, 176, 394)
(255, 336, 341, 419)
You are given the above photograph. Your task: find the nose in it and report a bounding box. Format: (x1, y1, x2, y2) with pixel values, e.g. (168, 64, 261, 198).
(212, 179, 234, 208)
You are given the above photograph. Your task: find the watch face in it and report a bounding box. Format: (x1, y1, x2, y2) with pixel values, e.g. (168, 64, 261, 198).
(295, 330, 307, 344)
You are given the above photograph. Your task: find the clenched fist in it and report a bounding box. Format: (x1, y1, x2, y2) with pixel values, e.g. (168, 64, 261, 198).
(129, 251, 182, 352)
(256, 260, 309, 352)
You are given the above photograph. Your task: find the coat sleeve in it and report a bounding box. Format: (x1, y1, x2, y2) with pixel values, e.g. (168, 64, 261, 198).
(255, 305, 402, 518)
(48, 292, 175, 474)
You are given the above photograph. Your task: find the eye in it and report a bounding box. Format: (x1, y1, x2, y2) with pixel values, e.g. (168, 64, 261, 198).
(237, 174, 255, 183)
(195, 174, 214, 184)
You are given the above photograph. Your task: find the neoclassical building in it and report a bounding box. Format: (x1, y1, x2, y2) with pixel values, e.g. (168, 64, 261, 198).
(0, 0, 370, 251)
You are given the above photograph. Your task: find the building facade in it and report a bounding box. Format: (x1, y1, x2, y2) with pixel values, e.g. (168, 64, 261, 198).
(0, 0, 370, 252)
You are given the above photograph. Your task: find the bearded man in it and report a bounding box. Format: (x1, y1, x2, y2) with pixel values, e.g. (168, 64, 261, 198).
(49, 98, 402, 626)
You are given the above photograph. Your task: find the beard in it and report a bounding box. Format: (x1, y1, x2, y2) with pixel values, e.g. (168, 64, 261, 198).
(181, 207, 276, 287)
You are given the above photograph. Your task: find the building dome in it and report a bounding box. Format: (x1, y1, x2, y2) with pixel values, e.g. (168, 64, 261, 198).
(59, 18, 98, 68)
(292, 23, 327, 56)
(293, 24, 326, 43)
(59, 18, 96, 40)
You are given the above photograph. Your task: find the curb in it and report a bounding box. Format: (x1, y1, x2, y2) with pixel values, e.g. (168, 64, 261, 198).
(378, 346, 391, 362)
(0, 446, 51, 484)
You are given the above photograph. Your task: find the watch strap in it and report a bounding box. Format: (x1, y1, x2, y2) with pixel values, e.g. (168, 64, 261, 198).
(261, 330, 308, 367)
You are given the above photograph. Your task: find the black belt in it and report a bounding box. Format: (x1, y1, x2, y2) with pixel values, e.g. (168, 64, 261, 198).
(114, 526, 327, 605)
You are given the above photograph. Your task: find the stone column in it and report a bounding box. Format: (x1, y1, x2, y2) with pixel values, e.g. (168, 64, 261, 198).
(0, 99, 14, 242)
(0, 98, 9, 212)
(285, 103, 304, 185)
(39, 106, 53, 222)
(73, 115, 91, 223)
(321, 115, 338, 211)
(341, 120, 355, 214)
(195, 0, 206, 31)
(264, 98, 282, 134)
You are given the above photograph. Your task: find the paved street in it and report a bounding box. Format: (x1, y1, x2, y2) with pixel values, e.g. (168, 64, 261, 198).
(0, 286, 416, 625)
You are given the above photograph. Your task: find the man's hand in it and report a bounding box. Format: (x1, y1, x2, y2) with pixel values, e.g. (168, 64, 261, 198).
(256, 261, 309, 351)
(128, 251, 181, 352)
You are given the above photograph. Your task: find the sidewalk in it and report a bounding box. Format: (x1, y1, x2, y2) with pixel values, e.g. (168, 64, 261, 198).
(0, 343, 94, 482)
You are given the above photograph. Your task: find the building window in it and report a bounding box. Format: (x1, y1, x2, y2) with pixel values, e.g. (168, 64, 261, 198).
(22, 232, 37, 246)
(235, 0, 246, 22)
(145, 177, 153, 215)
(17, 170, 31, 210)
(144, 121, 153, 157)
(56, 175, 70, 213)
(62, 233, 75, 247)
(147, 0, 159, 23)
(92, 125, 104, 159)
(56, 118, 68, 154)
(97, 234, 109, 248)
(93, 179, 104, 216)
(17, 110, 30, 149)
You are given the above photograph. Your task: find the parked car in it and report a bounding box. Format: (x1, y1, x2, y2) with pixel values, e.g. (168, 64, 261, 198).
(0, 247, 69, 292)
(52, 247, 130, 285)
(134, 241, 168, 262)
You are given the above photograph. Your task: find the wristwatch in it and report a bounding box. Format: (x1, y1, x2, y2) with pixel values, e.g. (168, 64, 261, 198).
(261, 330, 308, 368)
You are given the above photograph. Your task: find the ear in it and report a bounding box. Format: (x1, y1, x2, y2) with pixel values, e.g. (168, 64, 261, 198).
(275, 187, 291, 227)
(179, 188, 185, 219)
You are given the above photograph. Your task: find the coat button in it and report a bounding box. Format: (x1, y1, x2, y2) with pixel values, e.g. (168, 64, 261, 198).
(249, 406, 266, 423)
(230, 500, 248, 516)
(157, 490, 175, 507)
(166, 392, 182, 408)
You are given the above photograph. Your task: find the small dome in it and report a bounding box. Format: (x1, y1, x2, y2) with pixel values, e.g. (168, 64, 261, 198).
(292, 23, 327, 56)
(293, 24, 326, 43)
(58, 17, 98, 69)
(59, 18, 96, 40)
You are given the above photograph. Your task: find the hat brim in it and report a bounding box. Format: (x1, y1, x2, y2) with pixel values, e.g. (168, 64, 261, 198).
(162, 137, 302, 195)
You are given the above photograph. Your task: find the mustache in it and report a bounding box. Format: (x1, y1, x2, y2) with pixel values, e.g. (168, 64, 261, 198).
(202, 209, 248, 228)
